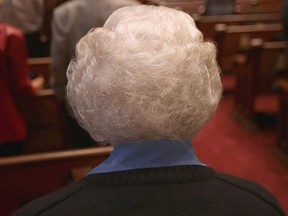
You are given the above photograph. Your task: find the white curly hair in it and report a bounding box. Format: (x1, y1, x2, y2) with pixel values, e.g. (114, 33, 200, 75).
(66, 5, 222, 145)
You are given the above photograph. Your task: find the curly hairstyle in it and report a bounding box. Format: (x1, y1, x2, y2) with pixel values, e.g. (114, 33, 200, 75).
(66, 5, 222, 145)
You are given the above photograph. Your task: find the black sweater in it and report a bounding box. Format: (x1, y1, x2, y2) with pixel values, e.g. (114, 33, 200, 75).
(12, 165, 286, 216)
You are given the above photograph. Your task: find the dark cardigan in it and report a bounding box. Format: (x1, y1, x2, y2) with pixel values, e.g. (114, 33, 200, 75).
(13, 165, 286, 216)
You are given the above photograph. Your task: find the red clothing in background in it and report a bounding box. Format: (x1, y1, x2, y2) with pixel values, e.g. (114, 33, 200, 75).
(0, 21, 35, 144)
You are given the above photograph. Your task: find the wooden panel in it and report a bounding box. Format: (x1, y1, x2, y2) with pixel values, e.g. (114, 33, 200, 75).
(0, 146, 112, 216)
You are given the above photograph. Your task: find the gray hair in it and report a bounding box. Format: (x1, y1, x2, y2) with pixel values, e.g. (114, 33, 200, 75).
(66, 5, 222, 145)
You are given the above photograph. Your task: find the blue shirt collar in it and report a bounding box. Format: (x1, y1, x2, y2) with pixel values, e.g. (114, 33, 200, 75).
(88, 140, 206, 175)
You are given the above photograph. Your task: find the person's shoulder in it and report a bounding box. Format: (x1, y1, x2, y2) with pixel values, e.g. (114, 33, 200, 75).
(213, 171, 286, 215)
(11, 178, 91, 216)
(214, 172, 274, 198)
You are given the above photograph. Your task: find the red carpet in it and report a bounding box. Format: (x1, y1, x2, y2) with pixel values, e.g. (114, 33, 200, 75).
(193, 94, 288, 214)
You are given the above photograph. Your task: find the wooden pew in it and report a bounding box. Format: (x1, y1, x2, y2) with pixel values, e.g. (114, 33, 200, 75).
(195, 13, 282, 40)
(232, 38, 287, 129)
(145, 1, 283, 41)
(0, 146, 112, 216)
(234, 0, 283, 14)
(21, 89, 67, 153)
(214, 22, 283, 74)
(147, 0, 283, 15)
(274, 79, 288, 160)
(25, 57, 67, 153)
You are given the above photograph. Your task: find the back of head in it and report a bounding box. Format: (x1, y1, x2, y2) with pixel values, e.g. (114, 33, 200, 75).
(67, 5, 222, 145)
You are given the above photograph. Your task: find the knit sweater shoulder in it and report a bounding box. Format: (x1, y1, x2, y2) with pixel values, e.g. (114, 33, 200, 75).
(12, 165, 286, 216)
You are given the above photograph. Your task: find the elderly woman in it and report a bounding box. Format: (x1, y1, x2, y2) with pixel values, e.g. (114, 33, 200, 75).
(13, 5, 285, 216)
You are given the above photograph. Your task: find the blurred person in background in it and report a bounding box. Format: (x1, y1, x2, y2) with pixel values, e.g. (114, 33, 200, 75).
(50, 0, 140, 148)
(0, 17, 44, 156)
(13, 5, 285, 215)
(0, 0, 45, 57)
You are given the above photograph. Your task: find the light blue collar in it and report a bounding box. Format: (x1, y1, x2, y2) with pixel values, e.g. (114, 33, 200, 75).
(88, 140, 206, 175)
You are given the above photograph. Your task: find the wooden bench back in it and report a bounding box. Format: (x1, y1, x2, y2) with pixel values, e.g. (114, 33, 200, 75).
(214, 23, 283, 73)
(147, 0, 283, 15)
(234, 0, 283, 14)
(0, 146, 112, 216)
(146, 0, 205, 14)
(233, 39, 287, 127)
(249, 40, 287, 93)
(145, 1, 283, 40)
(20, 89, 66, 153)
(274, 79, 288, 156)
(26, 58, 65, 153)
(196, 13, 282, 40)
